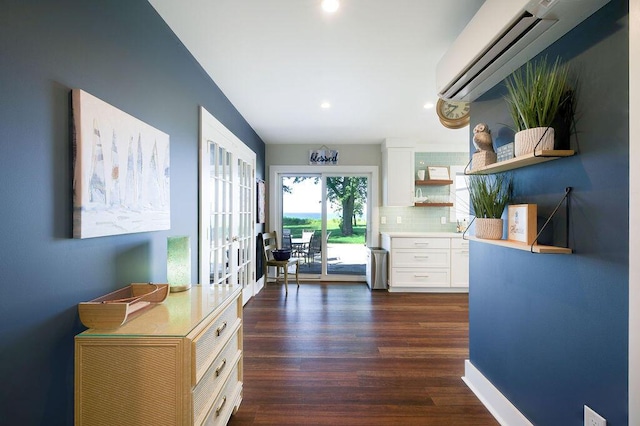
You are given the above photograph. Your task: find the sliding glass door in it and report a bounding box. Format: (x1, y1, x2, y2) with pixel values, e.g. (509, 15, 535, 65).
(272, 166, 378, 282)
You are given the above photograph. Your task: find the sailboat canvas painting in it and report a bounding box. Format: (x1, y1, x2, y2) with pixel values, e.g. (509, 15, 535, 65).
(72, 89, 170, 238)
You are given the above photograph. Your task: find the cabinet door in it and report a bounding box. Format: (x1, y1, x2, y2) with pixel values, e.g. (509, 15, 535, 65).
(451, 240, 469, 288)
(382, 148, 414, 206)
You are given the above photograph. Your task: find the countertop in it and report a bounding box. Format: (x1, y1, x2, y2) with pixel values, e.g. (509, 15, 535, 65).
(380, 232, 464, 238)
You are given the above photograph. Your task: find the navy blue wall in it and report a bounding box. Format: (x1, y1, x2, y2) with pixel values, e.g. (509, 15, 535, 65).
(469, 1, 628, 425)
(0, 1, 265, 424)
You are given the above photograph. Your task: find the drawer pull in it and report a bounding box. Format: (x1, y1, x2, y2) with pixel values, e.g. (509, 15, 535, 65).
(215, 358, 227, 377)
(415, 274, 430, 278)
(216, 321, 228, 336)
(414, 255, 430, 259)
(414, 242, 430, 246)
(215, 396, 227, 417)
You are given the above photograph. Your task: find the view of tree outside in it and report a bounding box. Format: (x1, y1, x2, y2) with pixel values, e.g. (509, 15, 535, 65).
(282, 176, 367, 243)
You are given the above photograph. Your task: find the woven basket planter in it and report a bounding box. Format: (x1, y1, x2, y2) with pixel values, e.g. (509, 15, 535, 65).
(475, 218, 504, 240)
(514, 127, 555, 156)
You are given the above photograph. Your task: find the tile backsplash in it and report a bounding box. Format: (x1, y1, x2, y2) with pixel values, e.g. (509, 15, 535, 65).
(379, 152, 469, 233)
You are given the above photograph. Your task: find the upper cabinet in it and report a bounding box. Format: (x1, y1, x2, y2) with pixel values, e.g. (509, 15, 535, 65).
(381, 139, 414, 207)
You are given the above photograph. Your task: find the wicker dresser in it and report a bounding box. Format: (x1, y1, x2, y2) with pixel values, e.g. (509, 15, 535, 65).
(75, 284, 243, 425)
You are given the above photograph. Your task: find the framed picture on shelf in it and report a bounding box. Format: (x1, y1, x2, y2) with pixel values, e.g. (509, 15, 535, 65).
(427, 166, 450, 180)
(507, 204, 537, 244)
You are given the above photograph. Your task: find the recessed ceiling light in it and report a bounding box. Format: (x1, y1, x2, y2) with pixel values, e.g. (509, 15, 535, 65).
(321, 0, 339, 13)
(423, 102, 434, 109)
(321, 101, 331, 109)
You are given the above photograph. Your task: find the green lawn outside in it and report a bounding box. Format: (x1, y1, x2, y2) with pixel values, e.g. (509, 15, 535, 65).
(283, 217, 366, 244)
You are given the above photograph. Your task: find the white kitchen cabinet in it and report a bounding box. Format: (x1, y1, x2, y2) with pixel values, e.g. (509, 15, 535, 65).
(381, 140, 414, 206)
(450, 238, 470, 288)
(381, 233, 468, 292)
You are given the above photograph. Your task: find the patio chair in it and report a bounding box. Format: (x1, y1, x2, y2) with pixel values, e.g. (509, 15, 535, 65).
(302, 230, 314, 243)
(262, 231, 299, 294)
(306, 230, 331, 264)
(282, 229, 292, 250)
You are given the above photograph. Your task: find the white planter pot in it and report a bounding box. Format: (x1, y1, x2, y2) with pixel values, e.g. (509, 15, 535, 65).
(514, 127, 555, 156)
(475, 218, 503, 240)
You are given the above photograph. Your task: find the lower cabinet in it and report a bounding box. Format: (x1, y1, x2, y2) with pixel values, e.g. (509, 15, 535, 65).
(450, 238, 470, 288)
(75, 285, 243, 426)
(381, 234, 469, 292)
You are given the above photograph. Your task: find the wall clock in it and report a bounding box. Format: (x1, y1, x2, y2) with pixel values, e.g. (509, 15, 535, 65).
(436, 98, 470, 129)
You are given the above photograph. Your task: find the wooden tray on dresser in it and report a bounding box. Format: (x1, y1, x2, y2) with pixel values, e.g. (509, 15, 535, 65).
(78, 283, 170, 329)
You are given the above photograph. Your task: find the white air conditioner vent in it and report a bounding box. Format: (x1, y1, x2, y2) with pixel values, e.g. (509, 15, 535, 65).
(436, 0, 611, 101)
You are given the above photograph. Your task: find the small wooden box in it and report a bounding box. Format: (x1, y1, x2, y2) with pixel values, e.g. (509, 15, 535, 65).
(472, 151, 497, 170)
(78, 283, 170, 329)
(507, 204, 537, 245)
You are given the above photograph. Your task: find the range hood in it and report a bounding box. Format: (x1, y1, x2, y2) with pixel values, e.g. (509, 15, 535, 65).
(436, 0, 611, 101)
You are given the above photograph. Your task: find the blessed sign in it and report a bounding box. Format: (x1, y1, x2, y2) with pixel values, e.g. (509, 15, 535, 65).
(309, 149, 338, 165)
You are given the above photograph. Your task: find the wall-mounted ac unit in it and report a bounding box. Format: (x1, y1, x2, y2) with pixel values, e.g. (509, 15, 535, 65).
(436, 0, 611, 101)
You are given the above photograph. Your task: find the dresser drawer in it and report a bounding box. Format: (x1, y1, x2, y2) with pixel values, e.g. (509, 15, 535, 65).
(193, 327, 241, 426)
(451, 238, 469, 249)
(202, 362, 242, 426)
(391, 238, 450, 250)
(393, 249, 449, 268)
(192, 300, 241, 384)
(391, 268, 450, 287)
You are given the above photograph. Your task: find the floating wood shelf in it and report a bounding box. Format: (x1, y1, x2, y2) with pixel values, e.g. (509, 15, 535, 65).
(467, 236, 572, 254)
(414, 202, 454, 207)
(466, 150, 575, 175)
(415, 179, 453, 185)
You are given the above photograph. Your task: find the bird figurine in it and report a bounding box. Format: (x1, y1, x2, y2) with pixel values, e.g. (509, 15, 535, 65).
(473, 123, 494, 153)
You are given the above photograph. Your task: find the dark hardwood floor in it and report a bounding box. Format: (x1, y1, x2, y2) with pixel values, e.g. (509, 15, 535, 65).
(228, 282, 498, 426)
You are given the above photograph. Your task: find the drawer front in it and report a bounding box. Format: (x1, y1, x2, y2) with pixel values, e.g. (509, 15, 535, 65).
(391, 268, 450, 287)
(202, 362, 242, 426)
(193, 300, 241, 384)
(393, 249, 449, 268)
(451, 238, 469, 249)
(391, 238, 450, 250)
(193, 328, 241, 426)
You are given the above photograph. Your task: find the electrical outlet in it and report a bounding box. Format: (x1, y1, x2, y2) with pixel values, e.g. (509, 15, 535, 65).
(441, 216, 447, 225)
(584, 405, 606, 426)
(396, 216, 402, 224)
(381, 216, 386, 224)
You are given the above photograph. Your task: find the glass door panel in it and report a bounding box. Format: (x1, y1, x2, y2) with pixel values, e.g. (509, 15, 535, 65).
(236, 158, 253, 293)
(282, 175, 322, 276)
(325, 175, 367, 277)
(208, 143, 233, 285)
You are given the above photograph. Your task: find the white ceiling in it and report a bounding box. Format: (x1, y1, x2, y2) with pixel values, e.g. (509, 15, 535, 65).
(148, 0, 484, 146)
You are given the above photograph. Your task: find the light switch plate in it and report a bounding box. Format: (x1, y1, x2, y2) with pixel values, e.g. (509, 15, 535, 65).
(584, 405, 606, 426)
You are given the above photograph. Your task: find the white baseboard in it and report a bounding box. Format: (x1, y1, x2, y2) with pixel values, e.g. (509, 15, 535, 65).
(462, 360, 533, 426)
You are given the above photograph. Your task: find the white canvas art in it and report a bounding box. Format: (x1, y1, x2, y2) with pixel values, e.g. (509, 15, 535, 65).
(72, 89, 170, 238)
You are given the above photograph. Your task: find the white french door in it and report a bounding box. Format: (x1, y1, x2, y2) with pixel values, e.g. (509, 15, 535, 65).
(200, 107, 256, 305)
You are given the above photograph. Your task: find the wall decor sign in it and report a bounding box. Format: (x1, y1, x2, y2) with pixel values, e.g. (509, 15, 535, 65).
(427, 166, 450, 180)
(309, 148, 338, 165)
(507, 204, 537, 244)
(72, 89, 170, 238)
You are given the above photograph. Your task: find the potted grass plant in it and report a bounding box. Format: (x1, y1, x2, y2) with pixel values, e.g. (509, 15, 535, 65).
(467, 174, 512, 240)
(505, 56, 575, 156)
